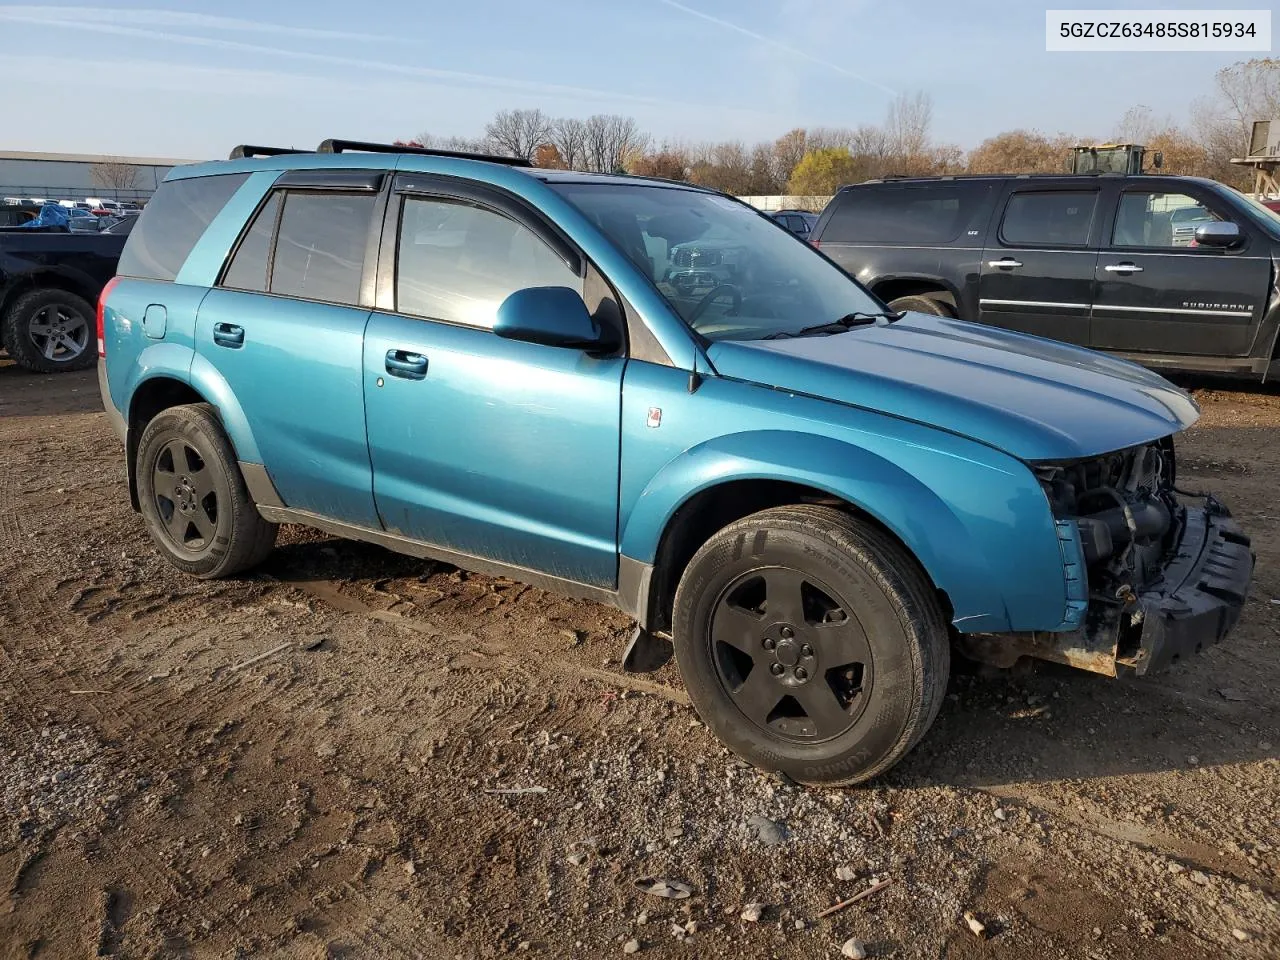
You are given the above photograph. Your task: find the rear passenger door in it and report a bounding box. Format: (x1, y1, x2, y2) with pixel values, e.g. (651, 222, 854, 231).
(978, 186, 1101, 345)
(194, 170, 384, 528)
(361, 176, 626, 588)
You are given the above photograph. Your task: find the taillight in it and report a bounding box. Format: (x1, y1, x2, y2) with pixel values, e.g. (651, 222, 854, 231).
(97, 276, 121, 356)
(810, 238, 821, 249)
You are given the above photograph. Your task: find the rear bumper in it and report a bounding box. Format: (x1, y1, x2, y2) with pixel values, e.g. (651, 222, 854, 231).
(98, 361, 126, 443)
(1124, 501, 1254, 674)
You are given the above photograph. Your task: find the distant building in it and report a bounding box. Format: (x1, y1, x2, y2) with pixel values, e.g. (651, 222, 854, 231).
(0, 151, 197, 204)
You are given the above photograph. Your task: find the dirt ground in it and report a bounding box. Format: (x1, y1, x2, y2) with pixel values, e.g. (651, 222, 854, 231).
(0, 359, 1276, 960)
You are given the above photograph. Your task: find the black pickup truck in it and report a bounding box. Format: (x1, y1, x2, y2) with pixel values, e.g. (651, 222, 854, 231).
(0, 227, 127, 373)
(810, 174, 1280, 379)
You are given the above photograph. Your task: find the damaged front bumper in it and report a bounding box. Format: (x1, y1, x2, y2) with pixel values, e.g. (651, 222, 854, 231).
(958, 499, 1255, 677)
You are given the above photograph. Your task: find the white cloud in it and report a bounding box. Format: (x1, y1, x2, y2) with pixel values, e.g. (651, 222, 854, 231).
(0, 9, 664, 107)
(656, 0, 897, 96)
(0, 5, 405, 43)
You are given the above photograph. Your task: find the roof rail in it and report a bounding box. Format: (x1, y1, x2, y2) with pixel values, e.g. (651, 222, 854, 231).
(228, 145, 311, 160)
(316, 138, 532, 167)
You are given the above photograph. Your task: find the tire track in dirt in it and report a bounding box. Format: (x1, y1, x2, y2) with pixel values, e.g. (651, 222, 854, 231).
(0, 413, 446, 955)
(281, 575, 689, 706)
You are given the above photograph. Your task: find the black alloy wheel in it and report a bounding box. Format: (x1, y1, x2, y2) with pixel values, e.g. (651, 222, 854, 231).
(711, 566, 872, 742)
(151, 437, 220, 555)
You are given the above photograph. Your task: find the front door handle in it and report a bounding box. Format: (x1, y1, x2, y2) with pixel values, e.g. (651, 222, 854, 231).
(212, 322, 244, 348)
(987, 258, 1023, 269)
(1104, 263, 1144, 274)
(385, 349, 428, 380)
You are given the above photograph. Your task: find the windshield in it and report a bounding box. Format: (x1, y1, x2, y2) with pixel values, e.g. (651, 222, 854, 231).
(1231, 188, 1280, 235)
(548, 182, 885, 341)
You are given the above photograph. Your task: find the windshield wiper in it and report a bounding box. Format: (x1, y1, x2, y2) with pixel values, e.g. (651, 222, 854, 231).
(764, 311, 902, 340)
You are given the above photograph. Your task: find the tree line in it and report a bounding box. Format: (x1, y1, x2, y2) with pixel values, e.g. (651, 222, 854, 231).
(401, 58, 1279, 196)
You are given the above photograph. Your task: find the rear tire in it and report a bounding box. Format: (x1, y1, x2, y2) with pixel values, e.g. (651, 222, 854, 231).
(2, 288, 97, 373)
(136, 403, 278, 578)
(672, 505, 949, 786)
(887, 294, 954, 318)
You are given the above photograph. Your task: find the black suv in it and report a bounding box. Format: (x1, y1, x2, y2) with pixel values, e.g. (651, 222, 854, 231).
(770, 209, 819, 239)
(810, 174, 1280, 379)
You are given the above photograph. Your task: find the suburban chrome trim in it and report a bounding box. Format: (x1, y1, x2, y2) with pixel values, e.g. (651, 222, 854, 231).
(254, 504, 621, 607)
(1093, 304, 1254, 318)
(979, 298, 1089, 310)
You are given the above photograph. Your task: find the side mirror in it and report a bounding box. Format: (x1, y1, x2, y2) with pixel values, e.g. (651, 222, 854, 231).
(1151, 151, 1164, 170)
(1193, 221, 1242, 248)
(494, 286, 613, 352)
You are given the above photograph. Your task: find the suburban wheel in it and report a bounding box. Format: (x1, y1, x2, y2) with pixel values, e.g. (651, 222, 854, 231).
(135, 403, 278, 578)
(672, 505, 949, 786)
(1, 288, 97, 373)
(887, 294, 953, 318)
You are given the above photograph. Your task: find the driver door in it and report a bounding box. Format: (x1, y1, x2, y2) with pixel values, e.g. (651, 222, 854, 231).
(1091, 187, 1268, 357)
(362, 179, 626, 588)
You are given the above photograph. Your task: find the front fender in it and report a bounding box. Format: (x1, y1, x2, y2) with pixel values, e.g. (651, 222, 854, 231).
(620, 429, 1065, 634)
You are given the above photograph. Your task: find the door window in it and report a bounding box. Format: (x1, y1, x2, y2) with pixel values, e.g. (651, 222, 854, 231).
(396, 197, 581, 329)
(221, 192, 281, 292)
(270, 192, 375, 305)
(1113, 191, 1223, 248)
(999, 191, 1098, 247)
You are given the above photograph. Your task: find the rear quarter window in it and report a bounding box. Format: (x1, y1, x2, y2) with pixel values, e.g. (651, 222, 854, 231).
(116, 173, 249, 281)
(820, 182, 991, 245)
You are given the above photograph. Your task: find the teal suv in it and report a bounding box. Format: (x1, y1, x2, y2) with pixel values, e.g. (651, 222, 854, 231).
(99, 140, 1254, 785)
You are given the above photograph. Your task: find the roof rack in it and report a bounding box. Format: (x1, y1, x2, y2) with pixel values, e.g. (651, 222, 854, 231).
(316, 138, 532, 167)
(228, 145, 310, 159)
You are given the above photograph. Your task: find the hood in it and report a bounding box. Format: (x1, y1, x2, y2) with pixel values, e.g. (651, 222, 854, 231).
(705, 313, 1199, 462)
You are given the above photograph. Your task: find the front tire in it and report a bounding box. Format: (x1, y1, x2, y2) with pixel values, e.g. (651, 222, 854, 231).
(672, 505, 949, 786)
(136, 403, 277, 578)
(2, 288, 97, 373)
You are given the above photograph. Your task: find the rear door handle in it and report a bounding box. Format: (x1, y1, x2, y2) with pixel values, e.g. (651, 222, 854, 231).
(987, 258, 1023, 269)
(212, 322, 244, 348)
(385, 349, 428, 380)
(1103, 263, 1143, 273)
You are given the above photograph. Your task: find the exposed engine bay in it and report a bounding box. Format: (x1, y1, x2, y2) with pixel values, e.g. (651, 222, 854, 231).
(1036, 437, 1179, 607)
(958, 436, 1254, 677)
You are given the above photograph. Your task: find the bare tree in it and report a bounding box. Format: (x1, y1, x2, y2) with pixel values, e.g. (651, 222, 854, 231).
(884, 91, 933, 158)
(550, 117, 588, 170)
(484, 109, 553, 161)
(1214, 58, 1280, 133)
(412, 131, 494, 154)
(90, 158, 139, 191)
(1112, 104, 1173, 144)
(771, 128, 808, 185)
(583, 115, 649, 173)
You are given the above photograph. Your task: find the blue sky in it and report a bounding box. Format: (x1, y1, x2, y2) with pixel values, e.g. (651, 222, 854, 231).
(0, 0, 1258, 160)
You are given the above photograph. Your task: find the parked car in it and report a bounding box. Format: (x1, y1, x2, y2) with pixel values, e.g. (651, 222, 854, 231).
(100, 214, 139, 236)
(99, 142, 1253, 786)
(0, 222, 126, 371)
(810, 174, 1280, 379)
(0, 204, 41, 227)
(769, 209, 819, 239)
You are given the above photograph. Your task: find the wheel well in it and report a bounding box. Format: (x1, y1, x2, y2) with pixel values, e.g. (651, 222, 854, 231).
(0, 272, 98, 321)
(645, 480, 950, 634)
(125, 378, 208, 510)
(872, 279, 956, 312)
